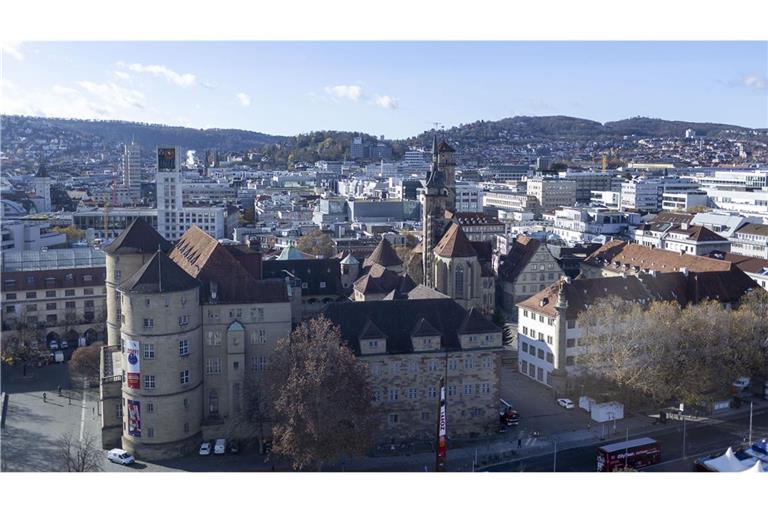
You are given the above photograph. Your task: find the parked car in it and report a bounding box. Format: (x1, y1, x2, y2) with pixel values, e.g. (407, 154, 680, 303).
(199, 442, 212, 456)
(54, 351, 65, 363)
(107, 448, 135, 465)
(557, 398, 575, 409)
(60, 340, 69, 349)
(214, 438, 227, 455)
(228, 440, 240, 454)
(49, 340, 59, 350)
(732, 377, 751, 392)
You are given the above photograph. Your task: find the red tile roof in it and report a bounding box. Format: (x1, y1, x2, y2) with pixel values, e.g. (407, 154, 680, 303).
(584, 240, 732, 273)
(434, 223, 477, 258)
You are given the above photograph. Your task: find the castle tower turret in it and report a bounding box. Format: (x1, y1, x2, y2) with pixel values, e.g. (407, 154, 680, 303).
(421, 135, 448, 288)
(340, 253, 360, 290)
(437, 141, 457, 213)
(550, 277, 570, 395)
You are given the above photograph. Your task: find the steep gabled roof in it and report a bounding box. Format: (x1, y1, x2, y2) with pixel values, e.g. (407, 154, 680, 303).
(170, 226, 287, 304)
(363, 238, 402, 268)
(104, 218, 173, 255)
(411, 317, 442, 337)
(669, 225, 727, 242)
(276, 246, 311, 260)
(353, 263, 404, 295)
(434, 223, 477, 258)
(359, 318, 387, 340)
(500, 235, 542, 282)
(119, 251, 199, 294)
(721, 253, 768, 276)
(437, 141, 456, 153)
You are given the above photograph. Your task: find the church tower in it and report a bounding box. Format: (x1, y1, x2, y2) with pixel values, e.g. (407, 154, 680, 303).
(437, 141, 457, 213)
(422, 135, 449, 288)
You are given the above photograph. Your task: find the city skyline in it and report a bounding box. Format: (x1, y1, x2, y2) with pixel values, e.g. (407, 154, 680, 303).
(1, 41, 766, 139)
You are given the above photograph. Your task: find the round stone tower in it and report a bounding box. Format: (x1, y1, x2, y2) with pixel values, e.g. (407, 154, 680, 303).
(118, 251, 203, 460)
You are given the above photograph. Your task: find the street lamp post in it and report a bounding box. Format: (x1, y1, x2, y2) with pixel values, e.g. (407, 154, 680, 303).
(682, 415, 687, 460)
(749, 401, 753, 444)
(553, 438, 558, 472)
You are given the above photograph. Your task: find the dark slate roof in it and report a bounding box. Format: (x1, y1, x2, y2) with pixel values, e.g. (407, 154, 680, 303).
(1, 267, 105, 292)
(736, 223, 768, 237)
(324, 298, 502, 355)
(517, 268, 758, 320)
(499, 235, 542, 282)
(119, 251, 199, 294)
(458, 307, 500, 334)
(104, 218, 173, 255)
(434, 223, 477, 258)
(668, 225, 727, 242)
(35, 163, 49, 178)
(721, 253, 768, 275)
(363, 238, 402, 268)
(359, 318, 387, 339)
(353, 263, 410, 295)
(262, 258, 344, 296)
(382, 284, 448, 301)
(411, 317, 441, 337)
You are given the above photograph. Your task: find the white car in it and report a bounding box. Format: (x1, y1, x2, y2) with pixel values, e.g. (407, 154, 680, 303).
(733, 377, 751, 391)
(557, 398, 575, 409)
(199, 442, 212, 456)
(107, 448, 135, 465)
(214, 438, 227, 455)
(49, 340, 59, 350)
(61, 340, 69, 349)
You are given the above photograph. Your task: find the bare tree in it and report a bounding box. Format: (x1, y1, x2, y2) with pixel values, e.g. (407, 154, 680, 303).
(265, 316, 377, 470)
(59, 432, 102, 472)
(295, 229, 335, 258)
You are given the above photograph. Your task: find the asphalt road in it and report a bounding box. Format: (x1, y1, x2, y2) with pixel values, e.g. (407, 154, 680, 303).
(486, 408, 768, 472)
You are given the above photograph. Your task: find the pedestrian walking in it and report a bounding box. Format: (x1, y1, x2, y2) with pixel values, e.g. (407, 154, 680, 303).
(68, 396, 72, 405)
(58, 385, 62, 396)
(517, 438, 522, 449)
(42, 392, 47, 403)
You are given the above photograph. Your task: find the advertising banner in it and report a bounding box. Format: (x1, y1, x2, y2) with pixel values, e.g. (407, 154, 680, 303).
(125, 338, 140, 390)
(436, 377, 447, 471)
(157, 147, 176, 169)
(127, 400, 141, 437)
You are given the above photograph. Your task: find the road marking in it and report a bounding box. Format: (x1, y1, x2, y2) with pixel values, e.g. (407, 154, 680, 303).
(79, 378, 87, 442)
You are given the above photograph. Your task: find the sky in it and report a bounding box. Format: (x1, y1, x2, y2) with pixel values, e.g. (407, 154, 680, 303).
(1, 41, 766, 139)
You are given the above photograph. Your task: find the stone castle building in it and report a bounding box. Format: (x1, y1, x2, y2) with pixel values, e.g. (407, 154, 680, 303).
(100, 218, 291, 460)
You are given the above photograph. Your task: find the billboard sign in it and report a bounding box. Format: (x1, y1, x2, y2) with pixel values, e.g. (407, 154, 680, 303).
(124, 338, 140, 390)
(157, 147, 176, 170)
(127, 400, 141, 437)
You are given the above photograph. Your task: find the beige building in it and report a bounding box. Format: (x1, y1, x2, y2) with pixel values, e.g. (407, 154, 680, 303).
(325, 298, 503, 442)
(498, 235, 564, 316)
(526, 177, 577, 211)
(99, 219, 292, 460)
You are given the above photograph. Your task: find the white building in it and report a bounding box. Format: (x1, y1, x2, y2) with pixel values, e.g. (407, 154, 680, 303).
(0, 220, 67, 253)
(661, 190, 709, 212)
(122, 141, 142, 202)
(551, 207, 639, 244)
(704, 188, 768, 223)
(590, 190, 621, 209)
(730, 223, 768, 258)
(454, 182, 484, 213)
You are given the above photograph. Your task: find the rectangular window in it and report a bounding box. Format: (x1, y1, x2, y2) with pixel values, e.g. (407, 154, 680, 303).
(521, 360, 528, 373)
(146, 402, 154, 413)
(523, 310, 529, 318)
(566, 338, 576, 348)
(408, 388, 418, 400)
(447, 385, 456, 397)
(143, 343, 155, 359)
(373, 390, 381, 402)
(522, 326, 529, 336)
(179, 339, 189, 357)
(463, 384, 473, 395)
(83, 288, 94, 296)
(546, 352, 554, 363)
(6, 293, 16, 300)
(546, 335, 553, 345)
(428, 360, 438, 372)
(566, 356, 575, 366)
(178, 315, 189, 326)
(147, 427, 154, 438)
(143, 318, 154, 328)
(206, 358, 222, 374)
(65, 289, 75, 297)
(46, 303, 57, 311)
(537, 349, 544, 360)
(530, 329, 536, 338)
(388, 389, 399, 401)
(388, 413, 399, 426)
(448, 359, 458, 371)
(537, 367, 544, 381)
(46, 290, 56, 298)
(567, 319, 576, 329)
(26, 292, 37, 299)
(463, 357, 474, 370)
(480, 383, 491, 395)
(144, 375, 155, 389)
(428, 386, 437, 399)
(180, 370, 189, 385)
(116, 403, 123, 419)
(26, 304, 37, 312)
(482, 357, 492, 369)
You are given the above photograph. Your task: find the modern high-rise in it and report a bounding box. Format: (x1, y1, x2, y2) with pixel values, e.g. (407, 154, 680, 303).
(156, 147, 183, 241)
(122, 141, 143, 202)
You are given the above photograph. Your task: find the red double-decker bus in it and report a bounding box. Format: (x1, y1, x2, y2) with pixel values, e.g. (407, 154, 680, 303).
(596, 437, 661, 471)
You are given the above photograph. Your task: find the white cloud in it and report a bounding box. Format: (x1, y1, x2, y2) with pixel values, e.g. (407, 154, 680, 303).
(113, 70, 131, 81)
(201, 81, 218, 90)
(324, 84, 363, 102)
(118, 61, 196, 87)
(741, 74, 766, 90)
(236, 92, 251, 107)
(76, 81, 146, 110)
(1, 42, 24, 61)
(373, 95, 399, 110)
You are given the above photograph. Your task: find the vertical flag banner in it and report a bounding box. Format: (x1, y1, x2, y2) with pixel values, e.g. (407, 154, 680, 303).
(127, 399, 141, 437)
(436, 377, 447, 471)
(125, 338, 141, 389)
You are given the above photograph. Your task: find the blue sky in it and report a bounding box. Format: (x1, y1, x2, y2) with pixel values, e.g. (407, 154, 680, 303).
(1, 41, 766, 138)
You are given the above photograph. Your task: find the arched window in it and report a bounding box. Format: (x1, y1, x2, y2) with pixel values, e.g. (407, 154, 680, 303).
(208, 389, 219, 416)
(455, 265, 465, 298)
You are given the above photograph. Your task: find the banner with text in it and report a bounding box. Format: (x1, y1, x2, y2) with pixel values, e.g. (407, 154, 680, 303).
(125, 338, 141, 390)
(127, 399, 141, 437)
